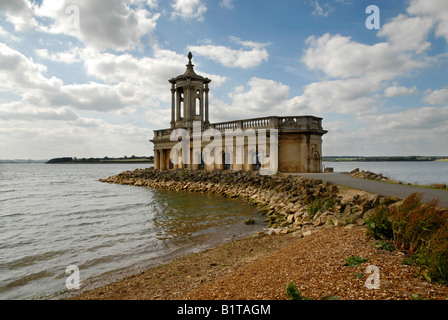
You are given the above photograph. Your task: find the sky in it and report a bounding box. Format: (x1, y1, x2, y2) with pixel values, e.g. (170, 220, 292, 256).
(0, 0, 447, 159)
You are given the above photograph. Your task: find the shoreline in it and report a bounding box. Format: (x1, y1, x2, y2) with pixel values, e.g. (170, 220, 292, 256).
(64, 168, 448, 300)
(51, 223, 267, 300)
(67, 226, 448, 300)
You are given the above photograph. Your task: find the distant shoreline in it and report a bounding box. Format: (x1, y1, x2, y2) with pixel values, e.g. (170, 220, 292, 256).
(1, 155, 447, 164)
(47, 160, 154, 164)
(323, 156, 448, 162)
(46, 157, 154, 164)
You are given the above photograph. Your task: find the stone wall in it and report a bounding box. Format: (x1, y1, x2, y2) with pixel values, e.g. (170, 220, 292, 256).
(100, 169, 401, 237)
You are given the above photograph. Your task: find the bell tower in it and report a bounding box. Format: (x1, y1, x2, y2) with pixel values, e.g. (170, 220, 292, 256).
(169, 52, 211, 129)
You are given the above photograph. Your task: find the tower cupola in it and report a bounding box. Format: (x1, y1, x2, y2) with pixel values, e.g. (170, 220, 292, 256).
(169, 52, 211, 129)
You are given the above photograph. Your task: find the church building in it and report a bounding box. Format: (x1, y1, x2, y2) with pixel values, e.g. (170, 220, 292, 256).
(150, 52, 327, 173)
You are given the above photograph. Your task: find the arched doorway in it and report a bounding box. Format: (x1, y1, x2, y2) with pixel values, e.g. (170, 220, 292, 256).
(198, 153, 205, 170)
(223, 152, 231, 170)
(252, 152, 261, 171)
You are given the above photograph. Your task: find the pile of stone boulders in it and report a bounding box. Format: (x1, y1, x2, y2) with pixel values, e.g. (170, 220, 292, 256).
(349, 168, 390, 182)
(100, 168, 401, 237)
(429, 183, 447, 189)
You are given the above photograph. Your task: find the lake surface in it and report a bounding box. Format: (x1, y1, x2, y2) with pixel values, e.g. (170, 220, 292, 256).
(323, 161, 448, 185)
(2, 161, 446, 299)
(0, 163, 265, 300)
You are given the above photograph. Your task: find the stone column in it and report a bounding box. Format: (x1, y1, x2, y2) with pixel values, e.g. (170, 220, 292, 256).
(160, 149, 165, 171)
(176, 90, 181, 121)
(185, 82, 191, 125)
(154, 150, 159, 169)
(204, 83, 209, 124)
(171, 85, 176, 128)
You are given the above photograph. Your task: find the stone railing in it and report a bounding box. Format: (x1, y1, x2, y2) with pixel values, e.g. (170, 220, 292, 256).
(242, 117, 270, 129)
(153, 115, 324, 140)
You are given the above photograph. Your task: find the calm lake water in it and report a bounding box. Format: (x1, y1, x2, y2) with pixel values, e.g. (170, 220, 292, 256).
(2, 161, 446, 300)
(0, 163, 265, 300)
(323, 161, 448, 185)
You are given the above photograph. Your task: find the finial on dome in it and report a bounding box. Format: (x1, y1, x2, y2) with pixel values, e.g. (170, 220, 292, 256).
(188, 52, 193, 63)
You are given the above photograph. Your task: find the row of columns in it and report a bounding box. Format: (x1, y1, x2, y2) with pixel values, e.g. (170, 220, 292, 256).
(170, 83, 210, 128)
(153, 146, 269, 172)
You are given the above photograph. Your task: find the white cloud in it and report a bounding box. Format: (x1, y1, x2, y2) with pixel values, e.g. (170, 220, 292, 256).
(145, 0, 159, 9)
(0, 119, 153, 159)
(285, 77, 380, 116)
(78, 46, 226, 109)
(408, 0, 448, 43)
(35, 0, 160, 52)
(171, 0, 207, 21)
(35, 48, 81, 64)
(369, 106, 448, 130)
(188, 37, 269, 69)
(378, 14, 434, 53)
(208, 77, 289, 122)
(228, 77, 289, 113)
(384, 84, 418, 97)
(422, 88, 448, 105)
(0, 43, 62, 93)
(220, 0, 234, 10)
(310, 0, 333, 17)
(302, 33, 426, 80)
(1, 42, 226, 117)
(0, 0, 38, 31)
(323, 106, 448, 156)
(0, 102, 78, 122)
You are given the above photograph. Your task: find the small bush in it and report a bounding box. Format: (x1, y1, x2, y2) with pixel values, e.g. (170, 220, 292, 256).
(365, 205, 393, 240)
(285, 281, 310, 300)
(390, 193, 443, 253)
(414, 224, 448, 283)
(389, 193, 448, 283)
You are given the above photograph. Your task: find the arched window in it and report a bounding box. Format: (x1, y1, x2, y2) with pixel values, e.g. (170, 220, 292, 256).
(180, 92, 184, 118)
(196, 98, 200, 116)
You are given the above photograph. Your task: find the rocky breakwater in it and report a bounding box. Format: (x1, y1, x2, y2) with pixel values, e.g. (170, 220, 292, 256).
(100, 169, 401, 237)
(349, 168, 390, 182)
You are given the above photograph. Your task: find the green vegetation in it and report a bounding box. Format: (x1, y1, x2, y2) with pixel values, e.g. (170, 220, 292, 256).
(47, 156, 154, 164)
(365, 205, 393, 240)
(323, 156, 446, 162)
(365, 192, 448, 283)
(343, 256, 369, 267)
(374, 241, 395, 252)
(285, 281, 310, 300)
(306, 197, 335, 217)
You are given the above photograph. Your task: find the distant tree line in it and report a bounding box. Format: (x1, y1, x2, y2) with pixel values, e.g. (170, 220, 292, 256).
(47, 156, 154, 164)
(323, 156, 446, 162)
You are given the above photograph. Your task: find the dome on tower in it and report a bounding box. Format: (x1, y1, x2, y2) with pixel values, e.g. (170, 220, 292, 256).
(170, 52, 211, 84)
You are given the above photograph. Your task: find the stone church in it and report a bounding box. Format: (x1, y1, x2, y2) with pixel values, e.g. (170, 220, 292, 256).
(150, 52, 327, 173)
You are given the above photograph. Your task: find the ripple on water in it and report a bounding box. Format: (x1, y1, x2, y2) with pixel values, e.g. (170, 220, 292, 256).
(0, 164, 265, 299)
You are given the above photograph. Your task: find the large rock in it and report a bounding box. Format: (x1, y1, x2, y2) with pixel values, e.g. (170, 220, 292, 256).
(357, 193, 379, 208)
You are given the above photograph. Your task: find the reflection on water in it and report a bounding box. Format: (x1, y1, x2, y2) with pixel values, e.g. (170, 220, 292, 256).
(0, 164, 265, 300)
